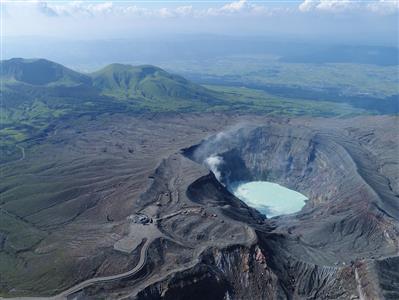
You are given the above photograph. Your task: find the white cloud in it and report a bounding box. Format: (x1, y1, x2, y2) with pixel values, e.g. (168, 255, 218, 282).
(32, 0, 276, 19)
(36, 1, 58, 17)
(298, 0, 314, 12)
(2, 0, 396, 42)
(34, 1, 196, 18)
(40, 1, 114, 17)
(205, 0, 283, 17)
(299, 0, 359, 13)
(156, 6, 194, 18)
(157, 7, 174, 18)
(299, 0, 399, 14)
(315, 0, 354, 12)
(367, 0, 399, 14)
(4, 0, 398, 23)
(221, 0, 250, 13)
(175, 6, 193, 17)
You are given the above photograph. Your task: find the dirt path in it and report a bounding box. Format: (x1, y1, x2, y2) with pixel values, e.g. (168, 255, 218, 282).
(16, 145, 25, 161)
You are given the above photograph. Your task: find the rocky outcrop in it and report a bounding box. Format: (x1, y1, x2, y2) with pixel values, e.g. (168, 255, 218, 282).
(134, 245, 282, 300)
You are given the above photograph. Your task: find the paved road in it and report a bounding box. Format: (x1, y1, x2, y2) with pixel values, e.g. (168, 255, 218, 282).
(3, 237, 153, 300)
(2, 219, 257, 300)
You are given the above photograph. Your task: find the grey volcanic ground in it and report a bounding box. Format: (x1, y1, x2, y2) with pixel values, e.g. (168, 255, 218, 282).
(1, 113, 398, 299)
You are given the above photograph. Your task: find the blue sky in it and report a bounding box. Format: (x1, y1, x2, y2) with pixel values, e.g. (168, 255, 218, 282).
(1, 0, 398, 45)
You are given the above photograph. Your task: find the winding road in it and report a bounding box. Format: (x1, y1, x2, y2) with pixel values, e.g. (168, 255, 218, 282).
(3, 237, 153, 300)
(2, 211, 258, 300)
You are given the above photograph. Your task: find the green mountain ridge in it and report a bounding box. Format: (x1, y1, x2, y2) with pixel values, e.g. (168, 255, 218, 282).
(91, 63, 218, 101)
(1, 58, 219, 103)
(0, 58, 225, 159)
(1, 58, 92, 87)
(1, 57, 374, 163)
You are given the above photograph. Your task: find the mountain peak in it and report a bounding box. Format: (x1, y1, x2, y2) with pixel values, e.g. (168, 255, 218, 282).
(91, 63, 216, 101)
(0, 58, 91, 86)
(92, 63, 167, 80)
(1, 58, 221, 105)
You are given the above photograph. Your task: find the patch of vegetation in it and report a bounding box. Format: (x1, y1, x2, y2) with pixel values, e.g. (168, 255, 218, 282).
(91, 63, 220, 103)
(1, 58, 91, 86)
(0, 58, 383, 162)
(0, 210, 46, 252)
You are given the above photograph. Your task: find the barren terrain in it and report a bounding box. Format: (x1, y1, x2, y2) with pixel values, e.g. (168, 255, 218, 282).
(1, 113, 398, 299)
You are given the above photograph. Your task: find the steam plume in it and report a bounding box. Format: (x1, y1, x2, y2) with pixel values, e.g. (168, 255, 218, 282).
(204, 155, 224, 182)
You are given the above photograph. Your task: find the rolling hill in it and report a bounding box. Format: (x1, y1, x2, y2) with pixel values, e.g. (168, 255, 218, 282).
(0, 57, 377, 163)
(91, 63, 220, 102)
(1, 58, 92, 86)
(0, 58, 222, 105)
(0, 58, 225, 161)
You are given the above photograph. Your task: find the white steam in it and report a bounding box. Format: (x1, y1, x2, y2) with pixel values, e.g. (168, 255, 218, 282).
(204, 155, 224, 181)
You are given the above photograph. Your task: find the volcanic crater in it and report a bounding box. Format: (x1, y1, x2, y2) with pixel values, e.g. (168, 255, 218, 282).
(2, 115, 398, 300)
(181, 119, 399, 299)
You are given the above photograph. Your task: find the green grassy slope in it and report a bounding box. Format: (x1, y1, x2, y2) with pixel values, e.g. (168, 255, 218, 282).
(1, 58, 92, 87)
(1, 58, 375, 163)
(91, 63, 220, 102)
(0, 59, 223, 161)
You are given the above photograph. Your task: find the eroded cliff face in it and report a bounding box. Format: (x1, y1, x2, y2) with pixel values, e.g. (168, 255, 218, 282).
(134, 245, 282, 300)
(201, 245, 358, 300)
(133, 242, 362, 300)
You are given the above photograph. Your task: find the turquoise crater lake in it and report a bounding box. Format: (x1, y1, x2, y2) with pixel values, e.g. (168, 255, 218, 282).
(232, 181, 307, 218)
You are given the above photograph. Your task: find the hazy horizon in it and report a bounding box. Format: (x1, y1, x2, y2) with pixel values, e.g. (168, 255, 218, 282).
(2, 0, 398, 46)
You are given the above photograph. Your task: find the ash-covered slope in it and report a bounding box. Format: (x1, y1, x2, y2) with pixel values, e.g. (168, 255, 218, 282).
(65, 116, 398, 300)
(180, 117, 399, 299)
(1, 115, 398, 299)
(190, 122, 399, 263)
